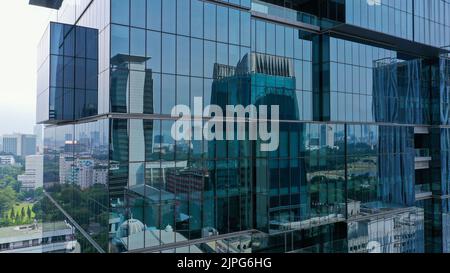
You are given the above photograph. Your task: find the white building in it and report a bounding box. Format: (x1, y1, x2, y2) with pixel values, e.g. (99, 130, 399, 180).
(93, 164, 108, 187)
(0, 221, 79, 253)
(58, 154, 108, 189)
(0, 155, 16, 165)
(18, 155, 44, 190)
(74, 158, 95, 189)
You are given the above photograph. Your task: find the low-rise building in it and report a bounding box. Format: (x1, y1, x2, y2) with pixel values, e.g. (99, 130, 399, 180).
(0, 155, 16, 165)
(0, 221, 79, 253)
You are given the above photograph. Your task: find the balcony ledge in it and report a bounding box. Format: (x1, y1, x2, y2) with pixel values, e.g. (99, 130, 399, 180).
(29, 0, 63, 10)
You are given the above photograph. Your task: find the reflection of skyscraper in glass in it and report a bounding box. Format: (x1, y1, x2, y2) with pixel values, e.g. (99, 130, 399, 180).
(212, 53, 299, 120)
(110, 54, 153, 114)
(373, 59, 423, 206)
(210, 52, 312, 233)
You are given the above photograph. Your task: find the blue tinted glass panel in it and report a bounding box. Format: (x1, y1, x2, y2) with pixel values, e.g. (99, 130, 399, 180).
(146, 30, 161, 72)
(161, 34, 176, 74)
(50, 23, 64, 55)
(177, 76, 190, 106)
(204, 3, 216, 41)
(86, 59, 98, 90)
(191, 0, 204, 39)
(204, 41, 216, 79)
(112, 0, 130, 25)
(177, 36, 190, 76)
(75, 58, 86, 89)
(191, 38, 203, 77)
(111, 24, 129, 60)
(177, 0, 190, 35)
(217, 6, 228, 43)
(86, 28, 98, 60)
(85, 89, 97, 116)
(240, 12, 251, 47)
(110, 69, 129, 113)
(147, 0, 161, 31)
(130, 27, 146, 57)
(131, 0, 146, 28)
(64, 57, 74, 88)
(74, 89, 85, 119)
(63, 89, 74, 120)
(51, 55, 64, 87)
(162, 0, 176, 33)
(162, 74, 175, 114)
(75, 27, 86, 58)
(152, 73, 161, 114)
(63, 26, 75, 57)
(229, 9, 240, 45)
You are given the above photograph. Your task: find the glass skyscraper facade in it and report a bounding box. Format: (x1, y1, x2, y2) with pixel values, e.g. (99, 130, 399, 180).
(32, 0, 450, 253)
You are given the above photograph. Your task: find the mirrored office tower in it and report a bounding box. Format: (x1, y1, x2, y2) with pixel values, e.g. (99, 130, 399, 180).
(33, 0, 450, 253)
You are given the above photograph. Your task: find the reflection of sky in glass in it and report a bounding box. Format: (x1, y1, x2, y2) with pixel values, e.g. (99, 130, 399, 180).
(366, 0, 381, 6)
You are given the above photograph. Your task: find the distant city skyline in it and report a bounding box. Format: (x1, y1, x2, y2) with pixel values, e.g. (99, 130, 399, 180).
(0, 1, 53, 135)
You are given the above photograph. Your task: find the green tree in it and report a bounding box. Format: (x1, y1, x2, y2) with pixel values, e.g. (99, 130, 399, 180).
(10, 207, 15, 220)
(32, 201, 43, 220)
(9, 178, 21, 193)
(0, 216, 9, 227)
(20, 207, 25, 221)
(35, 188, 44, 200)
(0, 176, 21, 193)
(0, 186, 16, 218)
(27, 206, 32, 219)
(0, 165, 23, 180)
(15, 211, 20, 224)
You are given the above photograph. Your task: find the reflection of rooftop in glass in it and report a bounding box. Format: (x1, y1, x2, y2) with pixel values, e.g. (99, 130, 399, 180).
(111, 54, 151, 65)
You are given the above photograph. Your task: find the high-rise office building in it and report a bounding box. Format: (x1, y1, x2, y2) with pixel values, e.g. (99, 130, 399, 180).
(32, 0, 450, 253)
(22, 134, 38, 157)
(2, 133, 37, 157)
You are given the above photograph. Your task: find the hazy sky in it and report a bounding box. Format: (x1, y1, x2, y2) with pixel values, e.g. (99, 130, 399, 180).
(0, 1, 54, 135)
